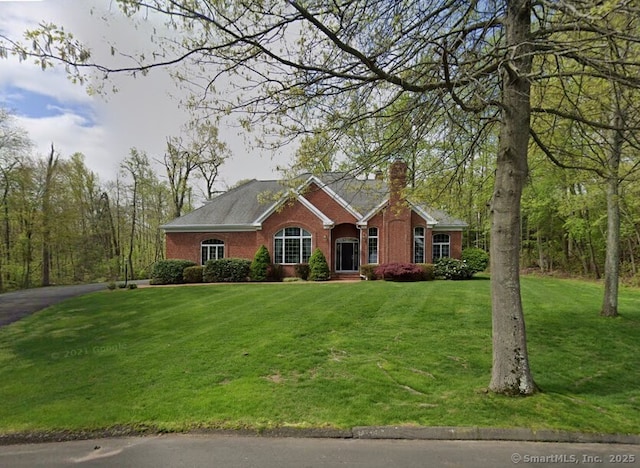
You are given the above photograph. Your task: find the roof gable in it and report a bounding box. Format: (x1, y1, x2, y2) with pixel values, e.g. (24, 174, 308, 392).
(162, 172, 467, 231)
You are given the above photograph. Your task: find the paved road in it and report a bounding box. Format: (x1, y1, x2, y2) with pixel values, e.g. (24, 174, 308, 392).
(0, 435, 638, 468)
(0, 281, 149, 327)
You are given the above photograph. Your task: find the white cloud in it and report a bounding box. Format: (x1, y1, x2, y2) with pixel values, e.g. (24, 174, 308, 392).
(0, 0, 296, 190)
(15, 111, 111, 172)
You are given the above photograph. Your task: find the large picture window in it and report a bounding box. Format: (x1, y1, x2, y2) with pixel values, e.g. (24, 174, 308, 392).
(432, 233, 450, 261)
(414, 227, 425, 263)
(274, 227, 312, 264)
(201, 239, 224, 264)
(368, 227, 378, 264)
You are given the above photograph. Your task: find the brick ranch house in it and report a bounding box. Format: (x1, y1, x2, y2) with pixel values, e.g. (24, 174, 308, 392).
(162, 160, 467, 278)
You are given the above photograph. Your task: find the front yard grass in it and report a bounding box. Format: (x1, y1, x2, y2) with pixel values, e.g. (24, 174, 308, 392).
(0, 275, 639, 435)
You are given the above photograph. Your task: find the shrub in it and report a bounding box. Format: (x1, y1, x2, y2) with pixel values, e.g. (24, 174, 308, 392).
(375, 263, 424, 282)
(462, 248, 490, 273)
(106, 282, 116, 291)
(128, 283, 138, 290)
(417, 263, 435, 281)
(118, 282, 127, 289)
(250, 245, 272, 282)
(294, 263, 310, 280)
(283, 277, 302, 283)
(308, 248, 330, 281)
(268, 263, 284, 282)
(434, 257, 473, 280)
(360, 264, 378, 280)
(150, 259, 196, 285)
(203, 258, 251, 282)
(183, 265, 204, 283)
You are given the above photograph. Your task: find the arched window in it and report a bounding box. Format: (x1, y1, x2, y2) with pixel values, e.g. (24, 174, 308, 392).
(274, 227, 312, 264)
(201, 239, 224, 264)
(414, 227, 425, 263)
(368, 227, 379, 264)
(432, 233, 450, 261)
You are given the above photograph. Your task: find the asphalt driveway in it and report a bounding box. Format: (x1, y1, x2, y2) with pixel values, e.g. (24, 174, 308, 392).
(0, 281, 148, 327)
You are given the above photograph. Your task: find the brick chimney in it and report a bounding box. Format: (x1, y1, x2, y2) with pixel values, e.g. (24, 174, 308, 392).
(384, 159, 412, 263)
(389, 159, 408, 204)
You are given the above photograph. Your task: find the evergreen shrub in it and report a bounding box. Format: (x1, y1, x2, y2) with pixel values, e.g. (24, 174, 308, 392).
(183, 265, 204, 283)
(308, 248, 330, 281)
(204, 258, 251, 282)
(250, 245, 271, 282)
(150, 259, 196, 285)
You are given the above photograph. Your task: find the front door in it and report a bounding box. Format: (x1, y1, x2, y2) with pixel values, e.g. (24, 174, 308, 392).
(336, 238, 359, 272)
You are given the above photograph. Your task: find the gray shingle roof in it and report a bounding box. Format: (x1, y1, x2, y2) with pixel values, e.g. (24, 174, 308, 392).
(161, 179, 284, 230)
(162, 173, 467, 231)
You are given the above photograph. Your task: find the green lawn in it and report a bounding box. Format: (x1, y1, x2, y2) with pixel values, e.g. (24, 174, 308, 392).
(0, 276, 639, 436)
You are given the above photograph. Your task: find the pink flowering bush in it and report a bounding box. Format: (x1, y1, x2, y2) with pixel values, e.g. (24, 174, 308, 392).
(374, 262, 424, 282)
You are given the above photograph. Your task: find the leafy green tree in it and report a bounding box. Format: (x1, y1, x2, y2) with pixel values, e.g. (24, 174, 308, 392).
(0, 109, 32, 291)
(164, 118, 230, 217)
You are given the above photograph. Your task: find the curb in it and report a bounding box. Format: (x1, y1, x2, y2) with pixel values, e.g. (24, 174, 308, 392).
(349, 426, 640, 445)
(2, 426, 638, 446)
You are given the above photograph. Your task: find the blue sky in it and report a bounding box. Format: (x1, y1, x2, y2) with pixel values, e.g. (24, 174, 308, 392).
(0, 0, 293, 191)
(2, 85, 96, 126)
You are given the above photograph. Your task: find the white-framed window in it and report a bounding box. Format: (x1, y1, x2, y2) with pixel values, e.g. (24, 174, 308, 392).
(432, 233, 450, 261)
(201, 239, 224, 264)
(368, 227, 378, 264)
(414, 227, 425, 263)
(274, 227, 312, 264)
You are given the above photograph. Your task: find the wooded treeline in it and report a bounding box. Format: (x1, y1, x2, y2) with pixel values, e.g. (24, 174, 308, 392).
(406, 139, 640, 283)
(3, 101, 639, 293)
(0, 113, 171, 291)
(0, 109, 232, 292)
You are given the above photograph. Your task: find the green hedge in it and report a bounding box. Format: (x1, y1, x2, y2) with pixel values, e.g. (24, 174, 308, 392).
(204, 258, 251, 282)
(150, 259, 196, 285)
(183, 265, 204, 283)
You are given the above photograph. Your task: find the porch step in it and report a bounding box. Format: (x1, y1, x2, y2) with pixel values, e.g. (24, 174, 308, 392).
(332, 273, 362, 281)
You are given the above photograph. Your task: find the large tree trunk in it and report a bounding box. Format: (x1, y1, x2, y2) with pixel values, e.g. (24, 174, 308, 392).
(601, 109, 623, 317)
(488, 0, 537, 396)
